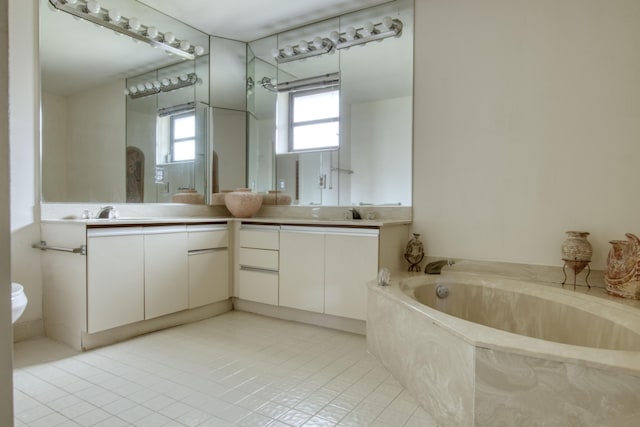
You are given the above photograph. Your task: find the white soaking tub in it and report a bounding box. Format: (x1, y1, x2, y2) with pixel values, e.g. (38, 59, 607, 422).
(367, 269, 640, 427)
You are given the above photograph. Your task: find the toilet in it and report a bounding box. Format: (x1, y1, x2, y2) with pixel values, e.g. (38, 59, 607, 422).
(11, 282, 27, 324)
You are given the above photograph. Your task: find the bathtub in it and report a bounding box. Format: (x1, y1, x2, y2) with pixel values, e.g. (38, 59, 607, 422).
(367, 270, 640, 426)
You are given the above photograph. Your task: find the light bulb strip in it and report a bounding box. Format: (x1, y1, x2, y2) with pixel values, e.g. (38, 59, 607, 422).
(273, 38, 334, 64)
(49, 0, 204, 60)
(273, 17, 403, 64)
(335, 19, 403, 50)
(125, 73, 198, 99)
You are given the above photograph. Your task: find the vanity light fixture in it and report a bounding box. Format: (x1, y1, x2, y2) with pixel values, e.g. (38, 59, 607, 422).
(272, 36, 334, 64)
(124, 72, 198, 99)
(271, 17, 402, 63)
(334, 17, 403, 50)
(48, 0, 205, 60)
(259, 73, 339, 93)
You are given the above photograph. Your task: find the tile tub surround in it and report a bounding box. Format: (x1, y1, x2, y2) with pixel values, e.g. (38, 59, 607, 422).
(367, 272, 640, 426)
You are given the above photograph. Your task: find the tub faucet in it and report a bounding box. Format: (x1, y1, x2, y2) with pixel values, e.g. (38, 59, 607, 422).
(96, 205, 118, 219)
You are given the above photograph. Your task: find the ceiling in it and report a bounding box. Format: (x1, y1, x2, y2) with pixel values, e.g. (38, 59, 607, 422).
(137, 0, 391, 42)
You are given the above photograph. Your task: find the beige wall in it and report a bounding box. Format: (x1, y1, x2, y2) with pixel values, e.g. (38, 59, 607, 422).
(3, 2, 15, 426)
(10, 0, 41, 344)
(66, 80, 126, 202)
(413, 0, 640, 270)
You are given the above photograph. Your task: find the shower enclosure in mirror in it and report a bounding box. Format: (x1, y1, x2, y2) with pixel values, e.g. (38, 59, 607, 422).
(247, 0, 413, 207)
(39, 0, 211, 204)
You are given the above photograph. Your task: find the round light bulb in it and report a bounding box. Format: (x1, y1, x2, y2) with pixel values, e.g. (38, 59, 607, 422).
(108, 8, 121, 23)
(329, 31, 340, 43)
(146, 26, 158, 39)
(161, 79, 170, 86)
(152, 80, 161, 89)
(283, 45, 294, 56)
(128, 86, 138, 94)
(345, 26, 357, 40)
(363, 21, 375, 36)
(144, 82, 153, 90)
(313, 37, 324, 50)
(85, 0, 100, 14)
(164, 32, 175, 44)
(194, 46, 205, 56)
(123, 88, 130, 95)
(128, 18, 141, 31)
(170, 77, 179, 85)
(271, 48, 281, 58)
(382, 16, 394, 30)
(179, 74, 188, 81)
(179, 40, 191, 51)
(298, 40, 309, 52)
(136, 83, 145, 92)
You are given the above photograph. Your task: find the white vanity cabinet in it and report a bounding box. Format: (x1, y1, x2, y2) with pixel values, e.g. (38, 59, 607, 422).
(236, 225, 280, 305)
(279, 227, 325, 313)
(187, 224, 229, 308)
(41, 220, 232, 350)
(279, 226, 379, 320)
(87, 227, 145, 333)
(324, 229, 379, 320)
(144, 225, 189, 319)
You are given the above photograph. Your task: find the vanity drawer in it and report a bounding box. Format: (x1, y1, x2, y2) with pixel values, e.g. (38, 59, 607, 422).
(239, 228, 279, 250)
(237, 269, 279, 305)
(239, 248, 278, 271)
(187, 226, 228, 251)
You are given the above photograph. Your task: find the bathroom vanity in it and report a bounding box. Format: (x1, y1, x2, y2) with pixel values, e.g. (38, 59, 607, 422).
(233, 220, 408, 334)
(40, 218, 231, 350)
(39, 215, 409, 349)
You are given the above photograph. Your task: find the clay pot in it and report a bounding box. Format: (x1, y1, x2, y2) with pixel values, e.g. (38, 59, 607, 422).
(561, 231, 592, 274)
(262, 190, 292, 206)
(171, 188, 204, 205)
(605, 234, 640, 299)
(224, 188, 263, 218)
(211, 190, 231, 206)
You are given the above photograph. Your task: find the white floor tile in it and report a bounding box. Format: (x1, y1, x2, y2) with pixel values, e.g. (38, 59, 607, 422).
(12, 311, 430, 427)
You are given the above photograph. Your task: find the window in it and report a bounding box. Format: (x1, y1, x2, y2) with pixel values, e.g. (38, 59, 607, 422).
(289, 88, 339, 152)
(170, 112, 195, 162)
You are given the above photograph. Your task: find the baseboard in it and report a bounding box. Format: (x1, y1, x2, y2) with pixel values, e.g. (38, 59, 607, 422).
(233, 298, 366, 335)
(13, 319, 45, 343)
(79, 300, 233, 351)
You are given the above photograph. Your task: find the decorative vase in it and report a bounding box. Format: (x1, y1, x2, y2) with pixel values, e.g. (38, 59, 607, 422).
(224, 188, 263, 218)
(171, 188, 204, 205)
(605, 233, 640, 299)
(561, 231, 592, 274)
(404, 233, 425, 272)
(211, 190, 231, 206)
(262, 190, 292, 206)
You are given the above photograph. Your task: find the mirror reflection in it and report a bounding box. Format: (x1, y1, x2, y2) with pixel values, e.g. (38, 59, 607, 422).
(247, 0, 413, 206)
(39, 0, 210, 203)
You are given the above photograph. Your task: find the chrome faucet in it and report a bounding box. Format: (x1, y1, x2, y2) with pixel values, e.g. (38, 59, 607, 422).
(96, 205, 118, 219)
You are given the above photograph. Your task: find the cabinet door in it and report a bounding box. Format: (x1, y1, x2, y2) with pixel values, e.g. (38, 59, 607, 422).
(325, 232, 379, 320)
(279, 229, 325, 313)
(144, 227, 189, 319)
(189, 249, 229, 308)
(87, 228, 144, 333)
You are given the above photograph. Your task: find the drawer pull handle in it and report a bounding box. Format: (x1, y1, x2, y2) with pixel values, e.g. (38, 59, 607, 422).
(240, 265, 278, 274)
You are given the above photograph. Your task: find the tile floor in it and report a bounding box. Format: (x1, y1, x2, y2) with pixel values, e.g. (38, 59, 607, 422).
(13, 311, 437, 426)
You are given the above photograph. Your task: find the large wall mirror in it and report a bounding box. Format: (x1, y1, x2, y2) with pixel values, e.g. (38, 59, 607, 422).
(247, 0, 413, 207)
(39, 0, 211, 204)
